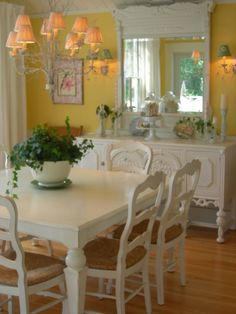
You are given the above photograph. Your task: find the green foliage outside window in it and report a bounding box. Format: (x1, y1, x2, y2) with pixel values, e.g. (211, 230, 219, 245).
(180, 58, 204, 96)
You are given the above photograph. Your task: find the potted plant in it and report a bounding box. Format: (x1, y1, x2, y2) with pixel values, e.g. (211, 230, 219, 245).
(7, 116, 93, 197)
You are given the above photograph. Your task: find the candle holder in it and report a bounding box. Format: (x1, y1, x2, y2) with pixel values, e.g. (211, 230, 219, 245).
(220, 108, 227, 142)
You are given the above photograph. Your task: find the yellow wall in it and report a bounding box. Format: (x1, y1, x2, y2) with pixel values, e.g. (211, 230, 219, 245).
(27, 4, 236, 135)
(211, 4, 236, 135)
(27, 12, 117, 132)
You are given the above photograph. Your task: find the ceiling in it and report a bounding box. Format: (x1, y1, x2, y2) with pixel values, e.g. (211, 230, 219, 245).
(1, 0, 204, 15)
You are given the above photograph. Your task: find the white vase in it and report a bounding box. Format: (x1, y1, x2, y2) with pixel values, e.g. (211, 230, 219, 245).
(96, 117, 106, 137)
(112, 118, 120, 137)
(30, 161, 71, 185)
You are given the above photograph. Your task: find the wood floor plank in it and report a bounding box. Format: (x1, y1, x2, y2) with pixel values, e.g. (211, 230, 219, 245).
(1, 226, 236, 313)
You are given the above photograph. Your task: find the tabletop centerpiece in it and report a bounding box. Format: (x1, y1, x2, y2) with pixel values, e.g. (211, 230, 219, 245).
(7, 116, 93, 197)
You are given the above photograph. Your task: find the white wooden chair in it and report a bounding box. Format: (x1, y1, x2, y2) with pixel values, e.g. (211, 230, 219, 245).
(0, 195, 68, 313)
(113, 159, 201, 305)
(0, 144, 54, 256)
(106, 141, 152, 175)
(84, 171, 165, 314)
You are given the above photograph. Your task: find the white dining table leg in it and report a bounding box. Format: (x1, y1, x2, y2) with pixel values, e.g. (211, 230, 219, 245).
(64, 248, 88, 314)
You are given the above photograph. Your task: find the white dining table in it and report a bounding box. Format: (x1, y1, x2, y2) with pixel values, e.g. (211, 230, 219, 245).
(0, 166, 155, 314)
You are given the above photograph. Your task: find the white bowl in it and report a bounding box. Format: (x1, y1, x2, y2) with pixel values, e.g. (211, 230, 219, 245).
(30, 161, 71, 184)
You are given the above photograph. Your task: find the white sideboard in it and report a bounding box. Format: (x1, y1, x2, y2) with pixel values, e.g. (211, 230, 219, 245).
(76, 135, 236, 243)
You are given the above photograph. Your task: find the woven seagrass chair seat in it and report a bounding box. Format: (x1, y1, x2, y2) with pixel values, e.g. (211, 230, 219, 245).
(84, 237, 146, 271)
(112, 220, 183, 244)
(0, 250, 64, 287)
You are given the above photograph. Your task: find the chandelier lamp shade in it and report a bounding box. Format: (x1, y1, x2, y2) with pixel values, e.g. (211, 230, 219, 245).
(6, 10, 104, 97)
(191, 50, 201, 63)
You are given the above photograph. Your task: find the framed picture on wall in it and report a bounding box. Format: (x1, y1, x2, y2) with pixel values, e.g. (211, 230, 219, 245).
(53, 58, 83, 104)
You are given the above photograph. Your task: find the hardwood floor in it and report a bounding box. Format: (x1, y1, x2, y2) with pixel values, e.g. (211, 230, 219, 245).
(1, 226, 236, 313)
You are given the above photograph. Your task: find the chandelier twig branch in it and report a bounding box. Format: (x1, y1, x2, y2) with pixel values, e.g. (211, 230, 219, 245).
(6, 7, 103, 97)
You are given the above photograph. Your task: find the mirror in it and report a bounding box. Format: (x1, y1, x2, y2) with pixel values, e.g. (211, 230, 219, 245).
(123, 36, 205, 113)
(114, 2, 212, 118)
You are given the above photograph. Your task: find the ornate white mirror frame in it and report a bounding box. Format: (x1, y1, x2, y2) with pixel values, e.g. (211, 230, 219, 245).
(113, 1, 215, 119)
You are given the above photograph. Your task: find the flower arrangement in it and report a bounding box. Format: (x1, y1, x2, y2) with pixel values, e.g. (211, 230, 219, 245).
(110, 108, 122, 124)
(7, 117, 94, 198)
(174, 117, 195, 139)
(174, 116, 215, 139)
(96, 104, 111, 119)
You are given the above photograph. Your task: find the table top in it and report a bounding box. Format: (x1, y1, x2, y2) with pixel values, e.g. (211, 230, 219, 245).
(0, 167, 148, 247)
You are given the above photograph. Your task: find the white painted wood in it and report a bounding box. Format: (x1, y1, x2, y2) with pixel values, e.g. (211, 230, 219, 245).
(106, 141, 152, 174)
(154, 159, 201, 304)
(0, 195, 68, 314)
(77, 135, 236, 242)
(85, 171, 165, 313)
(113, 1, 214, 117)
(0, 167, 156, 314)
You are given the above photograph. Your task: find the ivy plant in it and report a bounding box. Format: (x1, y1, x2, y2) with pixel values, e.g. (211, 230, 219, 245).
(7, 116, 94, 197)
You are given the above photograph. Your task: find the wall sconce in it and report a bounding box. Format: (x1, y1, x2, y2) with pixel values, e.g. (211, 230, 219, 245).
(191, 50, 201, 63)
(217, 44, 236, 75)
(86, 50, 98, 74)
(99, 49, 113, 75)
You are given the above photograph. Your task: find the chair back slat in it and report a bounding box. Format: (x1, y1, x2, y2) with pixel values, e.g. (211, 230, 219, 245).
(117, 171, 165, 265)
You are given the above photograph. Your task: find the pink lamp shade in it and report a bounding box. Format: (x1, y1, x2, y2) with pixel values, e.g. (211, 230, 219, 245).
(49, 12, 65, 31)
(65, 32, 78, 50)
(84, 27, 103, 45)
(72, 17, 88, 34)
(40, 18, 51, 35)
(191, 50, 201, 63)
(16, 25, 36, 44)
(6, 31, 22, 48)
(14, 14, 32, 32)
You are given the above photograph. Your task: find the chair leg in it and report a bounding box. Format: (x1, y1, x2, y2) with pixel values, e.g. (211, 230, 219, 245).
(106, 279, 113, 295)
(142, 257, 152, 314)
(179, 238, 186, 286)
(156, 250, 165, 305)
(115, 275, 125, 314)
(32, 238, 54, 256)
(18, 289, 29, 314)
(166, 247, 175, 272)
(59, 281, 69, 314)
(7, 296, 14, 314)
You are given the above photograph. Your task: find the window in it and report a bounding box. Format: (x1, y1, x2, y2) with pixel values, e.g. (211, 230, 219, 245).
(123, 38, 158, 112)
(174, 53, 204, 112)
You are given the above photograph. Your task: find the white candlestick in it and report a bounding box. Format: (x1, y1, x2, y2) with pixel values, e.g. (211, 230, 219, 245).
(220, 94, 227, 110)
(212, 116, 217, 126)
(220, 108, 227, 142)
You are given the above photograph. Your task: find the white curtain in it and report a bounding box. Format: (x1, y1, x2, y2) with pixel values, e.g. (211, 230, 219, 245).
(0, 3, 27, 168)
(123, 38, 160, 111)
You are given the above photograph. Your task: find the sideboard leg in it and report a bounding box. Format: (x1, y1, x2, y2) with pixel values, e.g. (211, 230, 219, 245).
(216, 207, 226, 243)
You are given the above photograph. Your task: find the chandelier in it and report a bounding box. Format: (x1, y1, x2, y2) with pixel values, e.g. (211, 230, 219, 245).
(5, 10, 103, 97)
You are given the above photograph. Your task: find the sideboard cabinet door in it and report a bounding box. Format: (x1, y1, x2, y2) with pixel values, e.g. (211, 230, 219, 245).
(186, 150, 221, 199)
